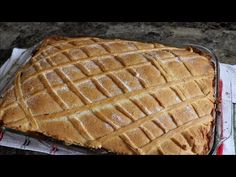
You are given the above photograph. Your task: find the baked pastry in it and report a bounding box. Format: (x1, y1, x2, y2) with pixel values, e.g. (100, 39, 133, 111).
(0, 37, 215, 155)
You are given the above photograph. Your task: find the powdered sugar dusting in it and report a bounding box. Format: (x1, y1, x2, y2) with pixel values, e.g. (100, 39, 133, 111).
(104, 122, 113, 129)
(185, 105, 192, 111)
(124, 82, 131, 92)
(63, 65, 79, 75)
(78, 80, 94, 89)
(82, 61, 101, 73)
(135, 72, 140, 78)
(183, 105, 196, 117)
(46, 116, 68, 122)
(154, 105, 162, 112)
(57, 86, 69, 93)
(182, 57, 196, 64)
(83, 61, 95, 69)
(74, 110, 91, 120)
(97, 75, 106, 82)
(160, 58, 179, 64)
(85, 80, 94, 88)
(123, 80, 129, 87)
(175, 96, 181, 102)
(111, 113, 123, 123)
(88, 44, 103, 49)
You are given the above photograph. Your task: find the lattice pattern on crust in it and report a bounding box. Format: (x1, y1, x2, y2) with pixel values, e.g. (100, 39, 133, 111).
(0, 37, 215, 155)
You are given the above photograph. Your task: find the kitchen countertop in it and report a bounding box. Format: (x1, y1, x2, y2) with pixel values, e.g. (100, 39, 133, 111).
(0, 22, 235, 155)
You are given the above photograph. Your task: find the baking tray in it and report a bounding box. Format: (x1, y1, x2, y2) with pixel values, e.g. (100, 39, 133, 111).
(0, 40, 230, 155)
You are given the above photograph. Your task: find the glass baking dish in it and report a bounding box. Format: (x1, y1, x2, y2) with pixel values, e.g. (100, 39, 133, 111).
(0, 40, 231, 155)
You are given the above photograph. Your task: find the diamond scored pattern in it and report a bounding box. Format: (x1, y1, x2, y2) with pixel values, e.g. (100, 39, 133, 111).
(0, 37, 214, 154)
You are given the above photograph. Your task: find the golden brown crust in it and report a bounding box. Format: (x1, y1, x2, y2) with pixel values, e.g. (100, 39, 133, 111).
(0, 37, 215, 155)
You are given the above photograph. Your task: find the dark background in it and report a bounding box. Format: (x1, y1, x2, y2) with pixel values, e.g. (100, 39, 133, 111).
(0, 22, 235, 155)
